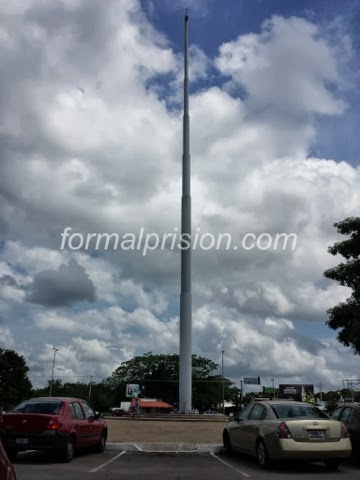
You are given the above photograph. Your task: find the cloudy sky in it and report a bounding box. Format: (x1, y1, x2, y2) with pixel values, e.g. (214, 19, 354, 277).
(0, 0, 359, 395)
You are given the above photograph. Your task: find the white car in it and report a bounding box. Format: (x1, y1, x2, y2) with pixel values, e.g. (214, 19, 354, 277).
(223, 400, 351, 470)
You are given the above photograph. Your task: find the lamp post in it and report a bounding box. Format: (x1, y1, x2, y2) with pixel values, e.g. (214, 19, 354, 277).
(89, 375, 93, 403)
(49, 347, 59, 397)
(179, 8, 192, 414)
(240, 380, 243, 409)
(221, 350, 225, 414)
(271, 378, 275, 399)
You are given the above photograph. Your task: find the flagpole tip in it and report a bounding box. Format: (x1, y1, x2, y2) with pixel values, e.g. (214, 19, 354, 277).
(185, 8, 189, 21)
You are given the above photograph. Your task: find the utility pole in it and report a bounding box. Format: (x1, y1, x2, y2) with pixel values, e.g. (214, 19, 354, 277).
(343, 379, 360, 402)
(179, 8, 192, 414)
(89, 375, 93, 403)
(222, 350, 225, 414)
(271, 378, 275, 400)
(317, 383, 323, 402)
(240, 380, 243, 408)
(49, 347, 59, 397)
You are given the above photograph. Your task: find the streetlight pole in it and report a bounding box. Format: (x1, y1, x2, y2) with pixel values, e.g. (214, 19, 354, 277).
(221, 350, 225, 414)
(271, 378, 275, 399)
(49, 347, 59, 397)
(89, 375, 93, 403)
(179, 9, 192, 414)
(318, 383, 323, 402)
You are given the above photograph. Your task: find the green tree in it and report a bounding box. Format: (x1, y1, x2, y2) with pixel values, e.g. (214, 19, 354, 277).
(0, 349, 32, 411)
(31, 379, 63, 398)
(31, 379, 114, 412)
(105, 352, 180, 406)
(105, 352, 234, 411)
(304, 392, 316, 404)
(88, 383, 114, 412)
(324, 217, 360, 354)
(324, 390, 341, 411)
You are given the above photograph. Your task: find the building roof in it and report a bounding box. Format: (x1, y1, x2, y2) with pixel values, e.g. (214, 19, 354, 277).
(139, 400, 172, 409)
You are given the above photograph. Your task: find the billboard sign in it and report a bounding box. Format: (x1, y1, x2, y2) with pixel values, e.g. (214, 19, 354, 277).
(278, 384, 314, 402)
(244, 377, 261, 385)
(263, 387, 275, 393)
(126, 384, 140, 398)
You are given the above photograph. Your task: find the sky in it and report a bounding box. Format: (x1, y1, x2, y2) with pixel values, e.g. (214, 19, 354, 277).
(0, 0, 360, 397)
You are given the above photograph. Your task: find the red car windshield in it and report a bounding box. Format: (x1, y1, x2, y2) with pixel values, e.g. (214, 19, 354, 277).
(13, 401, 63, 414)
(271, 404, 329, 419)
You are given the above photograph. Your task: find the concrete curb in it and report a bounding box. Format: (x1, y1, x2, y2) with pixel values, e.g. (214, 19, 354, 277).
(106, 442, 224, 453)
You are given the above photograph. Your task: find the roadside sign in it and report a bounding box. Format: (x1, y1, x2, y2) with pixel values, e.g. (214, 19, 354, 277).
(263, 387, 275, 393)
(278, 384, 314, 401)
(244, 377, 261, 385)
(126, 384, 140, 398)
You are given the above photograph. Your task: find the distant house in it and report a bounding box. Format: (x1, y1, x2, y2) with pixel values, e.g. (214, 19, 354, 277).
(120, 398, 172, 414)
(216, 401, 235, 414)
(139, 399, 172, 413)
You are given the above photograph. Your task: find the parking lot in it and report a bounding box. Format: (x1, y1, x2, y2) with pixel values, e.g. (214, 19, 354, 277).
(13, 450, 359, 480)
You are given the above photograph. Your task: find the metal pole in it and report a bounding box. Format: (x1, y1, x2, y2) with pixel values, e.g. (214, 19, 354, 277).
(89, 375, 93, 403)
(179, 9, 192, 414)
(49, 347, 58, 397)
(222, 350, 225, 414)
(271, 378, 275, 399)
(317, 383, 323, 402)
(240, 380, 243, 408)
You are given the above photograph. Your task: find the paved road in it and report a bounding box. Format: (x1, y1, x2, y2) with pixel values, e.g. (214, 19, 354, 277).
(13, 450, 359, 480)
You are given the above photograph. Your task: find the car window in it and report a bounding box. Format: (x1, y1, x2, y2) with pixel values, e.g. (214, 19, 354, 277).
(239, 404, 254, 420)
(340, 407, 352, 423)
(69, 403, 78, 419)
(249, 404, 266, 420)
(348, 409, 359, 423)
(352, 409, 360, 423)
(81, 402, 96, 419)
(13, 401, 63, 414)
(72, 402, 85, 419)
(329, 408, 342, 421)
(271, 404, 328, 419)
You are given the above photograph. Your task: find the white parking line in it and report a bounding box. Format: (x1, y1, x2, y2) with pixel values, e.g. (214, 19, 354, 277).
(210, 453, 254, 478)
(89, 451, 126, 472)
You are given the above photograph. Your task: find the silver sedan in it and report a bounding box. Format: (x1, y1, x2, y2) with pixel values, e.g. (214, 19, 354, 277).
(223, 400, 351, 470)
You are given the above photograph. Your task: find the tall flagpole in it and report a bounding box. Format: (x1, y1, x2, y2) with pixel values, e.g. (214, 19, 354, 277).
(179, 9, 192, 414)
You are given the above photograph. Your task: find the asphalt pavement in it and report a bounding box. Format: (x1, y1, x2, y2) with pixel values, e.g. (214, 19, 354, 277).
(13, 449, 360, 480)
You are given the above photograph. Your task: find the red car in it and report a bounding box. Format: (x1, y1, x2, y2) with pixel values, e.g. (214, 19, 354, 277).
(0, 440, 16, 480)
(330, 404, 360, 465)
(112, 408, 132, 417)
(0, 397, 107, 462)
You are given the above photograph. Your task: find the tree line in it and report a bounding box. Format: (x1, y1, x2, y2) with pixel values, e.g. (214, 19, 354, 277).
(1, 349, 358, 413)
(0, 350, 240, 412)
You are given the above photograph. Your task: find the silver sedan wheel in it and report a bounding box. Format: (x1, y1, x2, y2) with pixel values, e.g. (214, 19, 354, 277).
(223, 431, 232, 455)
(256, 440, 270, 469)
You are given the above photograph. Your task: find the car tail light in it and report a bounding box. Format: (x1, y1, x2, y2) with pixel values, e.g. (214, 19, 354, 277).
(340, 423, 349, 438)
(6, 465, 15, 480)
(47, 417, 60, 430)
(6, 465, 12, 480)
(276, 421, 292, 439)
